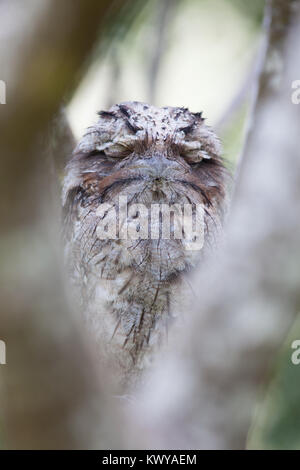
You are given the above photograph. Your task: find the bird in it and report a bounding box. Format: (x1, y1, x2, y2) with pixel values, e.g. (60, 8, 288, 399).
(62, 101, 228, 388)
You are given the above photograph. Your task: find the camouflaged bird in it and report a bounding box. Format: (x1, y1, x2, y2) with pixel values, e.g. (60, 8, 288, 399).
(62, 101, 227, 387)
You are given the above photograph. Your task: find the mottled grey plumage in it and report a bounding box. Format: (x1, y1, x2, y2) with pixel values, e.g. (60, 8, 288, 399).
(62, 101, 227, 386)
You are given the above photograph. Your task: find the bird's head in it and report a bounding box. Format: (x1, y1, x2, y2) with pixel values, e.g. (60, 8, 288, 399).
(63, 101, 226, 210)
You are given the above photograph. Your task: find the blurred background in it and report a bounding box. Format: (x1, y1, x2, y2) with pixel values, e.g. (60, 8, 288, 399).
(67, 0, 263, 168)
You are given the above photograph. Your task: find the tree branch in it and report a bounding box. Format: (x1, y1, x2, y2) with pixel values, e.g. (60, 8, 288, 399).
(0, 0, 137, 449)
(128, 0, 300, 450)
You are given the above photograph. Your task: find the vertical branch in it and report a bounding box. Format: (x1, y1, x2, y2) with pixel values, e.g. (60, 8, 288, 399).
(105, 46, 122, 109)
(127, 0, 300, 450)
(148, 0, 178, 104)
(0, 0, 137, 450)
(235, 0, 294, 183)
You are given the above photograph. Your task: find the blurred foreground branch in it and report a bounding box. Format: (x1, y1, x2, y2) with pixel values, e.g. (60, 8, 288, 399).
(128, 0, 300, 449)
(0, 0, 137, 449)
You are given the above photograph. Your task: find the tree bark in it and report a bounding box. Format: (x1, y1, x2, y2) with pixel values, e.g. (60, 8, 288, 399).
(0, 0, 136, 450)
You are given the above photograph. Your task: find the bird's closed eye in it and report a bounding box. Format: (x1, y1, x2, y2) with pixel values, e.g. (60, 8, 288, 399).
(85, 145, 129, 160)
(103, 142, 132, 159)
(183, 153, 204, 165)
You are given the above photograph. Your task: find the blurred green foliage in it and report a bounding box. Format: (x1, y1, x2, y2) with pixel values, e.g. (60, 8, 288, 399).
(220, 103, 248, 169)
(249, 315, 300, 449)
(229, 0, 265, 26)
